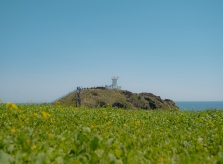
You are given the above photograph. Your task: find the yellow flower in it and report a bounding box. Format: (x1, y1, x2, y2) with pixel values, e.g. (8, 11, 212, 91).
(6, 102, 18, 110)
(48, 133, 52, 138)
(11, 128, 16, 133)
(32, 145, 37, 149)
(136, 120, 140, 125)
(42, 111, 51, 118)
(33, 113, 38, 117)
(106, 121, 111, 125)
(11, 104, 18, 110)
(124, 123, 127, 127)
(158, 157, 164, 162)
(6, 102, 12, 108)
(91, 125, 95, 129)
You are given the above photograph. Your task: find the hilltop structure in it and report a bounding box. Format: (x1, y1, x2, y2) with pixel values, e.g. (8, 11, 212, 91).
(53, 89, 179, 110)
(51, 76, 179, 110)
(105, 76, 121, 90)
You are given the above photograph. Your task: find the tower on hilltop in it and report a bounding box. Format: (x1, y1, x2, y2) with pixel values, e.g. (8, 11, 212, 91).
(105, 76, 121, 90)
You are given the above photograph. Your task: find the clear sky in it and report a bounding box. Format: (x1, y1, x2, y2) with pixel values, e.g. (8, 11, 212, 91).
(1, 0, 223, 103)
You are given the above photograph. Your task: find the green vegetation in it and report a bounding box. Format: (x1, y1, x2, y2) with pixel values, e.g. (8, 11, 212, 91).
(55, 89, 179, 110)
(0, 102, 223, 163)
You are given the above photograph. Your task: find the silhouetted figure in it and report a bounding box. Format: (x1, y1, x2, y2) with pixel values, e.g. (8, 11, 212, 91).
(76, 87, 81, 107)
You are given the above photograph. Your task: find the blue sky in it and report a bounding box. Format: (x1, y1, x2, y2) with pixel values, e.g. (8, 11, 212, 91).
(0, 0, 223, 103)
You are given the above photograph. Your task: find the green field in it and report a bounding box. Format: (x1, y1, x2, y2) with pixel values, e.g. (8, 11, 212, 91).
(0, 102, 223, 164)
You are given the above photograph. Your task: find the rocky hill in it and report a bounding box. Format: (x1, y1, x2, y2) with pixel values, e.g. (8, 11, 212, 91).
(53, 89, 179, 110)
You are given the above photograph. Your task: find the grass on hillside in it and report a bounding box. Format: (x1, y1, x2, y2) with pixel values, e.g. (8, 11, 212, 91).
(55, 89, 179, 110)
(0, 101, 223, 163)
(57, 89, 135, 108)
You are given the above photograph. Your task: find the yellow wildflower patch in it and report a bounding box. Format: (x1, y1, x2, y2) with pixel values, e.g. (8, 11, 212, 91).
(106, 121, 111, 125)
(11, 128, 16, 133)
(158, 157, 164, 162)
(42, 111, 51, 118)
(1, 104, 223, 163)
(11, 104, 18, 110)
(136, 120, 141, 125)
(6, 102, 19, 110)
(6, 102, 12, 108)
(48, 133, 52, 138)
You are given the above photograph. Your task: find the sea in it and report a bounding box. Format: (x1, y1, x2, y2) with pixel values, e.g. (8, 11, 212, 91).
(175, 101, 223, 110)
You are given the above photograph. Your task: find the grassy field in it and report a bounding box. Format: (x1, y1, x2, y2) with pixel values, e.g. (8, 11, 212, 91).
(0, 102, 223, 164)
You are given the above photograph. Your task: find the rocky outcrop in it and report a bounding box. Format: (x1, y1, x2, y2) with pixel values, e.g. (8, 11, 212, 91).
(54, 89, 179, 110)
(122, 91, 179, 110)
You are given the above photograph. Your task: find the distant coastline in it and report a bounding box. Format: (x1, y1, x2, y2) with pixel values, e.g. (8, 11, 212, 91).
(175, 101, 223, 110)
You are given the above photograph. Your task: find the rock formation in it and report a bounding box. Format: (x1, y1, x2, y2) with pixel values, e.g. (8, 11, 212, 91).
(54, 89, 179, 110)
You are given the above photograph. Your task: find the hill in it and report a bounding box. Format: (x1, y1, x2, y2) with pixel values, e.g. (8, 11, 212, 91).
(53, 89, 179, 110)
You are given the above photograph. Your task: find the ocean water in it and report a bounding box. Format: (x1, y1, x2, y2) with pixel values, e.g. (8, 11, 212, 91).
(175, 101, 223, 110)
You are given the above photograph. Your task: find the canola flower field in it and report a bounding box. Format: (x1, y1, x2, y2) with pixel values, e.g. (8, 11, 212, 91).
(0, 101, 223, 164)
